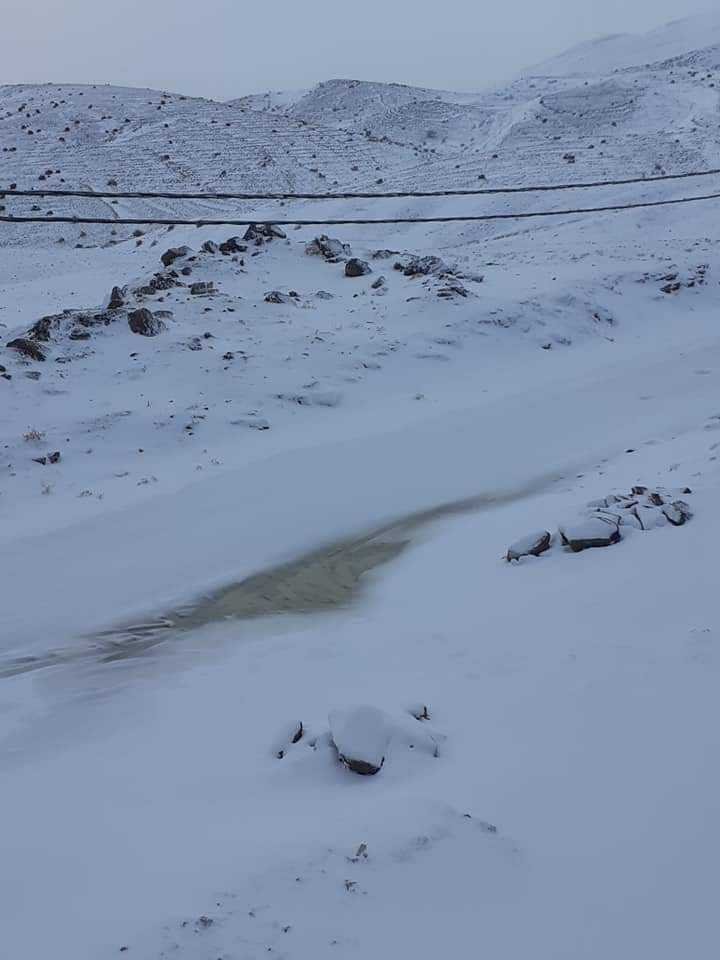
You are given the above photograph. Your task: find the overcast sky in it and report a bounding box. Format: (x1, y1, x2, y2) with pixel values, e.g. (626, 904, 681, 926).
(3, 0, 715, 99)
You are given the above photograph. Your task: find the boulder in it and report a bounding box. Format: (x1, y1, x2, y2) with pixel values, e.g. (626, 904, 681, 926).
(108, 285, 126, 310)
(7, 338, 46, 361)
(329, 706, 390, 776)
(160, 245, 192, 267)
(559, 518, 621, 553)
(345, 258, 372, 278)
(506, 531, 552, 562)
(190, 282, 215, 296)
(201, 240, 220, 254)
(128, 309, 165, 337)
(662, 501, 693, 527)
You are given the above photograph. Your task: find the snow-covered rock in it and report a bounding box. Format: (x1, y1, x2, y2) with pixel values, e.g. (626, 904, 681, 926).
(329, 705, 390, 775)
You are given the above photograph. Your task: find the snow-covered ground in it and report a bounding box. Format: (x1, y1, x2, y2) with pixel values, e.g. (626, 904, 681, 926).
(2, 14, 720, 959)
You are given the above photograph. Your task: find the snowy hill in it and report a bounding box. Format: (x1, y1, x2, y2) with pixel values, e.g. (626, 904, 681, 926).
(527, 11, 720, 76)
(3, 14, 720, 960)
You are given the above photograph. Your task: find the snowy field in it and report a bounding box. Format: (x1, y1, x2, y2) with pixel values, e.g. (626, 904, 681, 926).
(2, 13, 720, 959)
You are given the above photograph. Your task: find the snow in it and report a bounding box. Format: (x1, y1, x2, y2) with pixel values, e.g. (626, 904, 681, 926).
(2, 13, 720, 960)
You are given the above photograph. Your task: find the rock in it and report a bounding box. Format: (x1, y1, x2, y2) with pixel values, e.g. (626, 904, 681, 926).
(662, 501, 693, 527)
(231, 416, 271, 431)
(402, 255, 451, 277)
(128, 308, 165, 337)
(180, 266, 192, 276)
(305, 235, 351, 260)
(437, 281, 469, 298)
(371, 276, 386, 289)
(201, 240, 220, 254)
(345, 258, 372, 278)
(7, 338, 46, 361)
(26, 315, 63, 342)
(264, 290, 297, 304)
(219, 237, 247, 255)
(160, 245, 192, 267)
(559, 518, 621, 553)
(243, 223, 286, 242)
(372, 248, 399, 259)
(69, 328, 91, 340)
(329, 706, 390, 776)
(506, 531, 552, 562)
(190, 282, 215, 296)
(315, 290, 334, 300)
(108, 285, 126, 310)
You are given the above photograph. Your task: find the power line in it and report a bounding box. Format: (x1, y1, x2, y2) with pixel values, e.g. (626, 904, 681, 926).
(2, 167, 720, 202)
(2, 190, 720, 227)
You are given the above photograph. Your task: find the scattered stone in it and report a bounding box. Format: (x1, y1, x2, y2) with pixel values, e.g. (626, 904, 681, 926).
(7, 338, 46, 361)
(329, 706, 390, 776)
(506, 531, 552, 562)
(559, 518, 621, 552)
(128, 308, 165, 337)
(345, 258, 372, 278)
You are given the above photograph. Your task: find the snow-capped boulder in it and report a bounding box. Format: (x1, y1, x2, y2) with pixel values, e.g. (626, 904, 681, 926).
(560, 517, 621, 552)
(662, 501, 693, 526)
(305, 235, 351, 260)
(506, 531, 552, 562)
(329, 705, 390, 775)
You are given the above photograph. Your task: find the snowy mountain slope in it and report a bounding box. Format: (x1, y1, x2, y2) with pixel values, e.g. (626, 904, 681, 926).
(526, 11, 720, 76)
(3, 14, 720, 960)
